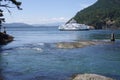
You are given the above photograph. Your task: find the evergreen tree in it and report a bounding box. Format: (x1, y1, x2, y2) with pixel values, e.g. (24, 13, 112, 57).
(72, 0, 120, 29)
(0, 0, 22, 31)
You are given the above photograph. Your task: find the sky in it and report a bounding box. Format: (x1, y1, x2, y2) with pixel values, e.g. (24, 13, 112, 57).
(4, 0, 97, 25)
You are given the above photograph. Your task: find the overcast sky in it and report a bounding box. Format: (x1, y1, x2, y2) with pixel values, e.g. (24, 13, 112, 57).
(4, 0, 97, 24)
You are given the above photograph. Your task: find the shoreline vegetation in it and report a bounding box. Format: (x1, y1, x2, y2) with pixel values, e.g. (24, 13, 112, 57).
(71, 0, 120, 29)
(0, 0, 21, 45)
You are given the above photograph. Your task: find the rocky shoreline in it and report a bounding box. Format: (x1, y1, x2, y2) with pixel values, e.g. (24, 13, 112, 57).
(0, 32, 14, 45)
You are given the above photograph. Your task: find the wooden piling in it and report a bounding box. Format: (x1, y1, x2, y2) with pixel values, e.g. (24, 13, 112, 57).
(110, 33, 115, 42)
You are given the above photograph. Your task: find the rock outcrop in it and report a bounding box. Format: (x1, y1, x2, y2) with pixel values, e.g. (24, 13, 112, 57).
(72, 74, 114, 80)
(0, 32, 14, 45)
(57, 41, 100, 49)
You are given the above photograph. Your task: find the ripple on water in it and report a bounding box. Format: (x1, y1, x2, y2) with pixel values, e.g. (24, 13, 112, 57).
(32, 48, 43, 52)
(1, 53, 9, 56)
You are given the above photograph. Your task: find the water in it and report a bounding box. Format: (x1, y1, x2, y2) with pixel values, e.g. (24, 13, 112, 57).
(0, 26, 120, 80)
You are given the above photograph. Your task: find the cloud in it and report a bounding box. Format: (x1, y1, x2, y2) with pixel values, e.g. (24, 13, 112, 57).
(51, 17, 68, 22)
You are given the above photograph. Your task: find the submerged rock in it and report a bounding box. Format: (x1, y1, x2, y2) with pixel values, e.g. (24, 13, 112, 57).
(0, 32, 14, 45)
(56, 40, 113, 49)
(72, 74, 114, 80)
(56, 41, 98, 49)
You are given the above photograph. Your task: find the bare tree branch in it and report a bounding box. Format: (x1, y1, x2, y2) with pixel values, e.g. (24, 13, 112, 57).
(0, 4, 15, 8)
(5, 7, 12, 15)
(10, 0, 22, 10)
(0, 0, 22, 23)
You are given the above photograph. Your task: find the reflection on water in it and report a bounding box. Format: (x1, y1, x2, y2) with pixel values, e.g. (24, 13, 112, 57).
(0, 27, 120, 80)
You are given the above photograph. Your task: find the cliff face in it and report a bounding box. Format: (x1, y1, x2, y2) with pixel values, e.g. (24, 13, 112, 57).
(72, 0, 120, 29)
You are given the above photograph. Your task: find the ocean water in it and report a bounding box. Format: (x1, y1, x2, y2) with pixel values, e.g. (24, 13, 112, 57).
(0, 26, 120, 80)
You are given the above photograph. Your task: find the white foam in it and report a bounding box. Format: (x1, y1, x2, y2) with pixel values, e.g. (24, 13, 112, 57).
(33, 48, 43, 52)
(18, 47, 29, 50)
(2, 53, 9, 56)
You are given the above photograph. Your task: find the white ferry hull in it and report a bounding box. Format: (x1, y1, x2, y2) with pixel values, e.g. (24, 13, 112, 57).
(58, 23, 90, 31)
(59, 28, 89, 31)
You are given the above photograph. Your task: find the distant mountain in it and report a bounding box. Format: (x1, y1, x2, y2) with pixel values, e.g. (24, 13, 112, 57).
(71, 0, 120, 29)
(3, 23, 33, 27)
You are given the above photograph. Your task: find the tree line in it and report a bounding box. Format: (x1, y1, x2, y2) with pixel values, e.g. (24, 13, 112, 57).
(73, 0, 120, 29)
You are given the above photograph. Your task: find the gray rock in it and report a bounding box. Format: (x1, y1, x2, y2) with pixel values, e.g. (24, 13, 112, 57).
(56, 41, 97, 49)
(72, 74, 114, 80)
(0, 32, 14, 45)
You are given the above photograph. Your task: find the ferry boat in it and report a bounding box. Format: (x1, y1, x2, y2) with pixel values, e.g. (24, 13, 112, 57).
(58, 19, 90, 31)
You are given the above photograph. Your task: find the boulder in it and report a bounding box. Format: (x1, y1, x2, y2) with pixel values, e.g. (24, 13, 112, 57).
(0, 32, 14, 45)
(72, 74, 114, 80)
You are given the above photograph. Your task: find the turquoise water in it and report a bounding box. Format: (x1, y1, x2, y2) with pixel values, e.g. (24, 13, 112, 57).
(0, 26, 120, 80)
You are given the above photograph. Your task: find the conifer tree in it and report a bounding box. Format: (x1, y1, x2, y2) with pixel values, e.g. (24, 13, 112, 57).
(0, 0, 22, 32)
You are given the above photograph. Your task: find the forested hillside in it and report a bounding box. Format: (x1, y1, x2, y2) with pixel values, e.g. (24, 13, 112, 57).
(72, 0, 120, 29)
